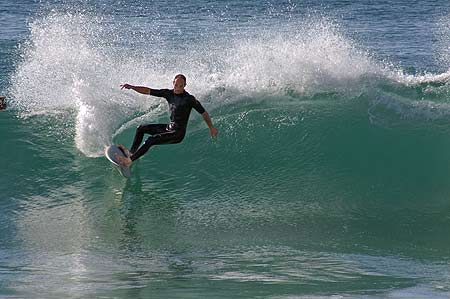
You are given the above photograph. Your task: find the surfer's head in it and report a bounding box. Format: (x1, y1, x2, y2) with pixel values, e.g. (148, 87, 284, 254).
(173, 74, 187, 94)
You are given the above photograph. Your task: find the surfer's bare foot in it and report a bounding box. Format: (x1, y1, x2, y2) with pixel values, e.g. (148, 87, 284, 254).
(117, 144, 131, 158)
(115, 154, 132, 168)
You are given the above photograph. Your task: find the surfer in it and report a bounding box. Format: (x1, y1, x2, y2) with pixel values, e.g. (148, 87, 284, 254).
(0, 96, 6, 110)
(116, 74, 218, 167)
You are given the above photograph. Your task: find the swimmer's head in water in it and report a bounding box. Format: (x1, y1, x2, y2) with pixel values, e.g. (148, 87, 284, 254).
(0, 96, 6, 110)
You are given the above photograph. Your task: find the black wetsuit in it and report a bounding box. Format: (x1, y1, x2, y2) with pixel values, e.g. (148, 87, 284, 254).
(129, 89, 205, 161)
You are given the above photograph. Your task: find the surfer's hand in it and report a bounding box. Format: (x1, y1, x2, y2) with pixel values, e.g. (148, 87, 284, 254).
(120, 83, 133, 90)
(210, 127, 218, 138)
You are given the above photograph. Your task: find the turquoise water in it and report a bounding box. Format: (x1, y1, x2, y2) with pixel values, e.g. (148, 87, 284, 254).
(2, 1, 450, 298)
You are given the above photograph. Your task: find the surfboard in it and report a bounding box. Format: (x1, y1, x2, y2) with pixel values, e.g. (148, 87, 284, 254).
(105, 144, 131, 178)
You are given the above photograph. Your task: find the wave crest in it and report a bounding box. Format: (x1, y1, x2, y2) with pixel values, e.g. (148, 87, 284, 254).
(8, 11, 450, 156)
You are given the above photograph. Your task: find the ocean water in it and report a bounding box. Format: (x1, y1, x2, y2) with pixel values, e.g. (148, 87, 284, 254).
(2, 0, 450, 298)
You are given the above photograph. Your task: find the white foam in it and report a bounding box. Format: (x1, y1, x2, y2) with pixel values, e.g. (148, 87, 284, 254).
(9, 12, 163, 157)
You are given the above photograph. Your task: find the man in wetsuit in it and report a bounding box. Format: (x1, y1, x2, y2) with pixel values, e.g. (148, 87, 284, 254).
(116, 74, 218, 167)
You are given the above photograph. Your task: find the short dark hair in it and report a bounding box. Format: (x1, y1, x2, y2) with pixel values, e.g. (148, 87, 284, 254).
(174, 74, 186, 84)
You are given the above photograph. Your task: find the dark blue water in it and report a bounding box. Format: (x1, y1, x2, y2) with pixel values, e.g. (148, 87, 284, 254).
(2, 1, 450, 298)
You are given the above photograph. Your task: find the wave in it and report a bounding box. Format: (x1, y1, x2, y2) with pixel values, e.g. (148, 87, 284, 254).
(5, 5, 450, 298)
(7, 11, 450, 157)
(3, 9, 450, 264)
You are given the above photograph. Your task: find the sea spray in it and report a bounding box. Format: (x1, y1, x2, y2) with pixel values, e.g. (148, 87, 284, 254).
(9, 12, 164, 156)
(8, 10, 450, 157)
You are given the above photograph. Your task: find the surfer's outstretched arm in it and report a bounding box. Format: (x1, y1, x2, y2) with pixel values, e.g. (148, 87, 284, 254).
(202, 111, 218, 137)
(120, 83, 151, 95)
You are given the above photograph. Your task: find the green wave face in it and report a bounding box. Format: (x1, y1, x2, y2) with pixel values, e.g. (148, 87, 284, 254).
(3, 77, 450, 260)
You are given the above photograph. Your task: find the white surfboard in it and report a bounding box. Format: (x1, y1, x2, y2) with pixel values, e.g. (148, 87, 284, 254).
(105, 144, 131, 178)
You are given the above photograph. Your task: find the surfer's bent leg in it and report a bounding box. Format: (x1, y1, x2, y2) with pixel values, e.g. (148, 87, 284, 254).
(130, 124, 168, 154)
(130, 129, 185, 161)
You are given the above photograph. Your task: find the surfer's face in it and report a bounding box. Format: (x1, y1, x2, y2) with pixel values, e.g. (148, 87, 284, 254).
(173, 78, 186, 94)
